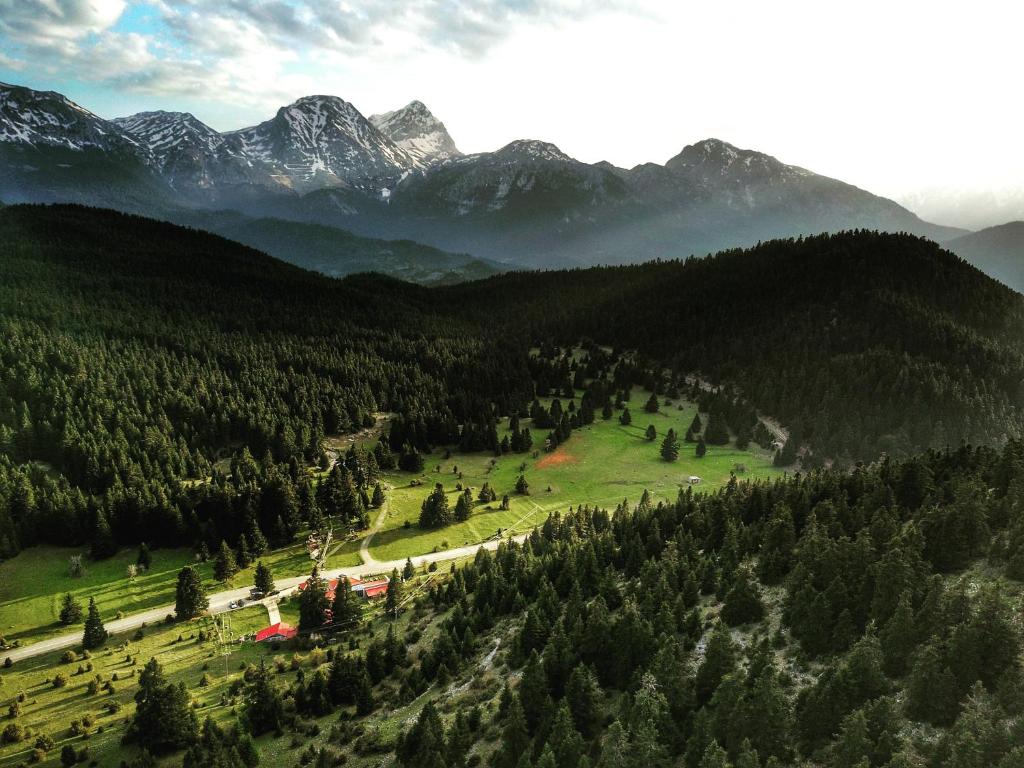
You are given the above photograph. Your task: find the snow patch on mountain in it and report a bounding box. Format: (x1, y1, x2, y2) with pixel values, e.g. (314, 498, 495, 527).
(0, 81, 145, 157)
(225, 95, 414, 192)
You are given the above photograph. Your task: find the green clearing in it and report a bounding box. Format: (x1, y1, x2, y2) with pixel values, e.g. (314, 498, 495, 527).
(0, 535, 356, 650)
(369, 389, 784, 561)
(0, 572, 457, 768)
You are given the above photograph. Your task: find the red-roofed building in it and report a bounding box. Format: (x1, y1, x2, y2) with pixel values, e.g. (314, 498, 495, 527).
(298, 575, 365, 601)
(354, 578, 390, 600)
(297, 574, 388, 601)
(254, 622, 297, 643)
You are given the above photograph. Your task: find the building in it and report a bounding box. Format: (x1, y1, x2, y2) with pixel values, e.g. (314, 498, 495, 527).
(254, 622, 297, 643)
(298, 574, 390, 601)
(687, 475, 702, 485)
(354, 578, 390, 600)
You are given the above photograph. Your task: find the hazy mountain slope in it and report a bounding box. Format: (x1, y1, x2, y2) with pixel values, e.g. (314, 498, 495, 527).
(177, 210, 502, 285)
(945, 221, 1024, 293)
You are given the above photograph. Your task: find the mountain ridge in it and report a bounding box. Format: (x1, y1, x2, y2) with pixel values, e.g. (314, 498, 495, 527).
(0, 80, 977, 275)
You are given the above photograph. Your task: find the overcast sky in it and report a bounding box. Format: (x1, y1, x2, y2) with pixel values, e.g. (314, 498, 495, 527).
(0, 0, 1020, 204)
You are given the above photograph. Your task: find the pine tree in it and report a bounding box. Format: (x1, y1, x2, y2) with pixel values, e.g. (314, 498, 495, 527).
(645, 424, 657, 441)
(548, 702, 585, 768)
(696, 623, 735, 705)
(128, 658, 199, 753)
(696, 437, 707, 458)
(396, 700, 446, 767)
(298, 566, 330, 631)
(253, 561, 275, 596)
(174, 565, 208, 620)
(645, 393, 660, 413)
(660, 429, 680, 462)
(721, 567, 765, 626)
(516, 474, 530, 495)
(371, 482, 385, 508)
(619, 408, 632, 426)
(236, 536, 251, 569)
(403, 558, 415, 581)
(213, 540, 238, 583)
(90, 510, 116, 560)
(566, 663, 602, 739)
(331, 576, 361, 633)
(419, 483, 452, 528)
(496, 698, 531, 768)
(82, 597, 107, 649)
(385, 567, 402, 618)
(519, 650, 553, 734)
(880, 591, 915, 677)
(243, 660, 284, 736)
(757, 503, 796, 584)
(136, 542, 152, 570)
(704, 411, 730, 445)
(455, 488, 473, 522)
(58, 593, 83, 625)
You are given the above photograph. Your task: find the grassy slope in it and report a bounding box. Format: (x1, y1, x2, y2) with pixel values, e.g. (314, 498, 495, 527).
(0, 573, 452, 768)
(0, 539, 361, 649)
(369, 389, 782, 561)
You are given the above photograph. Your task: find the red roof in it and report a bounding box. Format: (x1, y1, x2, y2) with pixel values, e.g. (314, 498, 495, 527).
(254, 622, 297, 643)
(299, 575, 364, 601)
(363, 584, 389, 599)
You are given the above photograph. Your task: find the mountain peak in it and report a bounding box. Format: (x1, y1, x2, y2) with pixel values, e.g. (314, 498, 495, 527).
(493, 140, 572, 163)
(225, 93, 412, 193)
(665, 138, 809, 182)
(369, 100, 460, 166)
(0, 81, 145, 156)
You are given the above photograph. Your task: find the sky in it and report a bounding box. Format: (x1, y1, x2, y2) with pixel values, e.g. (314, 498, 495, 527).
(0, 0, 1021, 208)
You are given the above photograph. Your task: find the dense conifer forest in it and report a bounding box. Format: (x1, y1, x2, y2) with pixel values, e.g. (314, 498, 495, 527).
(2, 204, 1023, 561)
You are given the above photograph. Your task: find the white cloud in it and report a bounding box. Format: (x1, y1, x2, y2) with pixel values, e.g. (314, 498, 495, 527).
(0, 0, 126, 43)
(0, 0, 1020, 207)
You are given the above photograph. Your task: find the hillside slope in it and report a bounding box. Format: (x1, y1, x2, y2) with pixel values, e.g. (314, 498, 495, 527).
(945, 221, 1024, 294)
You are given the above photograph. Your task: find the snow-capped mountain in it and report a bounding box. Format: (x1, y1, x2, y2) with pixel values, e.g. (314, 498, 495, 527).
(225, 95, 413, 194)
(0, 80, 976, 276)
(390, 139, 629, 218)
(1, 81, 145, 159)
(112, 110, 261, 191)
(369, 101, 461, 166)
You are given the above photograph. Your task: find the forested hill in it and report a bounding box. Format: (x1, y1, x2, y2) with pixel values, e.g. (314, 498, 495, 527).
(439, 231, 1024, 461)
(2, 204, 1024, 558)
(0, 204, 535, 556)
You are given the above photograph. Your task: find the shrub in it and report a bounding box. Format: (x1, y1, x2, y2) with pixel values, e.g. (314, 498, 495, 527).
(60, 651, 76, 665)
(52, 673, 68, 689)
(1, 722, 24, 743)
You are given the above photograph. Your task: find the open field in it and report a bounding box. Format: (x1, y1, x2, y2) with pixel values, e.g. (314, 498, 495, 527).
(369, 389, 783, 561)
(0, 534, 361, 651)
(0, 570, 461, 768)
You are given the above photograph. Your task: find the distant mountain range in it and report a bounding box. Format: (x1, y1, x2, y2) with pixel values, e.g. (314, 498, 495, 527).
(2, 79, 1019, 284)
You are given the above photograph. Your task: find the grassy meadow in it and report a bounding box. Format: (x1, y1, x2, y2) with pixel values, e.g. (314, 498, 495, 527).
(369, 388, 783, 561)
(0, 571, 483, 768)
(0, 537, 361, 651)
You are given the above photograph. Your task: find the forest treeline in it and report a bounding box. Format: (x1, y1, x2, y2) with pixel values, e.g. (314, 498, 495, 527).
(1, 204, 1023, 558)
